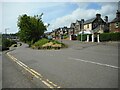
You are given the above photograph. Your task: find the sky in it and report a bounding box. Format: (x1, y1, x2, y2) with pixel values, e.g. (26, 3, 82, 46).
(0, 0, 119, 34)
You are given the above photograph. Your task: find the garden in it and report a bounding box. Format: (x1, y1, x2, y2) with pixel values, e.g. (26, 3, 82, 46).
(31, 38, 67, 50)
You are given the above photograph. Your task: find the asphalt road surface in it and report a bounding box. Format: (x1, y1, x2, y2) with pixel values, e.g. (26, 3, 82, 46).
(2, 52, 38, 88)
(7, 41, 119, 88)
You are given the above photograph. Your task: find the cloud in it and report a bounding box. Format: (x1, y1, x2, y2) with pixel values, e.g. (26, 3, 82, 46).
(48, 2, 117, 32)
(2, 2, 119, 33)
(0, 2, 2, 33)
(1, 0, 120, 2)
(2, 2, 78, 33)
(2, 2, 68, 33)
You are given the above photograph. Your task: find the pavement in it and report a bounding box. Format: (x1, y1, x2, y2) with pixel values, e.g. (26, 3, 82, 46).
(6, 40, 119, 88)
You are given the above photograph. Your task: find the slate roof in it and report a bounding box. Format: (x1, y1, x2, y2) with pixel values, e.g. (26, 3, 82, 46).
(76, 20, 81, 24)
(111, 10, 120, 23)
(111, 17, 120, 23)
(71, 23, 75, 26)
(84, 18, 96, 25)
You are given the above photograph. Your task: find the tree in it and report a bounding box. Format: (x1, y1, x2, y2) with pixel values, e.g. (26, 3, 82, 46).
(17, 14, 47, 44)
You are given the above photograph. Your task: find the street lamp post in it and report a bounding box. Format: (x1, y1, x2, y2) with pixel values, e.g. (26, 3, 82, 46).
(81, 30, 84, 42)
(81, 19, 84, 42)
(60, 28, 63, 43)
(5, 28, 9, 39)
(81, 31, 82, 42)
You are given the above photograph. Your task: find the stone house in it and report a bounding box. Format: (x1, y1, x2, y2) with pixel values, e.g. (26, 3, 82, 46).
(69, 23, 75, 35)
(74, 20, 82, 34)
(69, 20, 84, 35)
(83, 14, 106, 34)
(110, 10, 120, 32)
(69, 14, 107, 35)
(50, 13, 109, 42)
(80, 14, 109, 42)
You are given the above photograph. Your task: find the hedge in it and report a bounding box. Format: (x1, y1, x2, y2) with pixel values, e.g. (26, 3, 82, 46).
(77, 32, 120, 42)
(99, 33, 110, 41)
(77, 34, 92, 41)
(100, 32, 120, 41)
(2, 38, 17, 50)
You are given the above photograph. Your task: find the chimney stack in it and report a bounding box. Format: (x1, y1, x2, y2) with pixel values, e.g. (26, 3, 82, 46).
(96, 14, 101, 19)
(81, 19, 84, 24)
(104, 16, 108, 23)
(81, 19, 84, 30)
(116, 10, 120, 18)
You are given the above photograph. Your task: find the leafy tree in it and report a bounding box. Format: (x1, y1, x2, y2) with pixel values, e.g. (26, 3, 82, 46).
(17, 13, 47, 44)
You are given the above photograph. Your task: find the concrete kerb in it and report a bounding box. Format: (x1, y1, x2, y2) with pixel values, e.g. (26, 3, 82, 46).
(5, 49, 61, 89)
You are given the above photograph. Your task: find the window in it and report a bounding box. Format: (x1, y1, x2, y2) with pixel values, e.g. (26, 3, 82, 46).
(87, 24, 89, 28)
(115, 22, 119, 28)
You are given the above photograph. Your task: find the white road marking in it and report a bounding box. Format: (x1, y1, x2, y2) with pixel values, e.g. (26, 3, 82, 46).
(6, 52, 61, 89)
(69, 57, 119, 69)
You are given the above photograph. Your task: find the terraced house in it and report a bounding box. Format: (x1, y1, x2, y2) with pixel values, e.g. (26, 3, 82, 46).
(68, 14, 108, 41)
(110, 10, 120, 32)
(48, 8, 120, 42)
(83, 14, 107, 34)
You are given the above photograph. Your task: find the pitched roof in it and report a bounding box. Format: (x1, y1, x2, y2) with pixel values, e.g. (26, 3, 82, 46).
(76, 20, 81, 24)
(111, 10, 120, 23)
(111, 17, 120, 23)
(71, 23, 75, 26)
(84, 18, 96, 24)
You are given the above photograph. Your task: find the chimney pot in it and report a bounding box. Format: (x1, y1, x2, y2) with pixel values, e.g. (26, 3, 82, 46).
(96, 14, 101, 18)
(116, 10, 120, 18)
(105, 16, 108, 22)
(81, 19, 84, 23)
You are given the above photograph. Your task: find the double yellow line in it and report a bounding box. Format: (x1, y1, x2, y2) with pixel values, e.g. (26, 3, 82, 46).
(7, 52, 61, 89)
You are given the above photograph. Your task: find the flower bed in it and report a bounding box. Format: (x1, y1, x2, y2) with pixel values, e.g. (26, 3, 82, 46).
(31, 38, 66, 50)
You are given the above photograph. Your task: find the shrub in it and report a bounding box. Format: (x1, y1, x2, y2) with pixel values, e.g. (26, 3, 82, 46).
(2, 38, 11, 48)
(64, 35, 68, 39)
(77, 34, 89, 41)
(100, 33, 110, 41)
(51, 40, 61, 44)
(42, 42, 61, 49)
(33, 38, 49, 49)
(110, 32, 120, 41)
(32, 38, 67, 49)
(100, 32, 120, 41)
(50, 40, 67, 48)
(2, 38, 17, 51)
(10, 39, 17, 45)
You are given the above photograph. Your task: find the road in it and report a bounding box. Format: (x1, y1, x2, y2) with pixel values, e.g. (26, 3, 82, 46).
(7, 41, 119, 88)
(2, 52, 38, 88)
